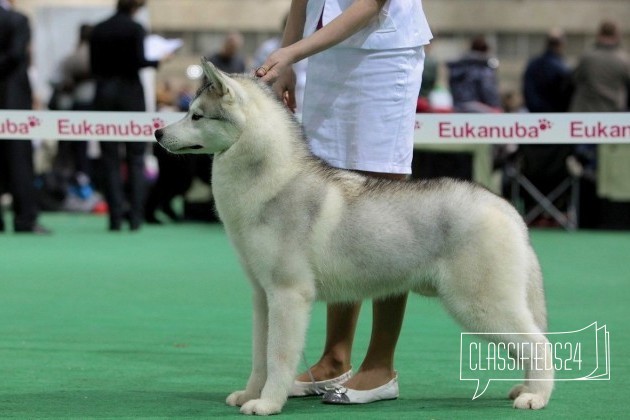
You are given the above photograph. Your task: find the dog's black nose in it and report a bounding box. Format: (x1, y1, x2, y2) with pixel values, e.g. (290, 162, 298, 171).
(154, 128, 163, 143)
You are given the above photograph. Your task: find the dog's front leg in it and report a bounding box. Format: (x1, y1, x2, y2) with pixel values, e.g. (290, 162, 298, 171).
(240, 285, 314, 415)
(226, 283, 268, 407)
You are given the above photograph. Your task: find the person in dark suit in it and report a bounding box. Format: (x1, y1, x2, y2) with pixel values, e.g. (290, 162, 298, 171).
(523, 29, 573, 114)
(520, 29, 575, 225)
(0, 0, 50, 234)
(89, 0, 159, 231)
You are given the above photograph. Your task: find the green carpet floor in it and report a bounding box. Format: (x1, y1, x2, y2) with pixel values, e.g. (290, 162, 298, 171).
(1, 213, 628, 418)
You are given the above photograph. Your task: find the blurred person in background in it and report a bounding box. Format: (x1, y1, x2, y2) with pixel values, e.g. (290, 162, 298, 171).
(49, 24, 96, 209)
(0, 0, 50, 234)
(520, 29, 575, 226)
(144, 81, 193, 224)
(570, 20, 630, 229)
(205, 31, 246, 74)
(523, 28, 573, 113)
(570, 20, 629, 113)
(447, 35, 501, 113)
(414, 35, 500, 184)
(90, 0, 161, 232)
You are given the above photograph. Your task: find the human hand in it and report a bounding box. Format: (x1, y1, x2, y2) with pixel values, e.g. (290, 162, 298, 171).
(255, 48, 297, 112)
(274, 68, 297, 113)
(255, 47, 295, 85)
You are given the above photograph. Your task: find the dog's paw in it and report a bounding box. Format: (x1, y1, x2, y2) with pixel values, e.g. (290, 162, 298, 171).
(508, 384, 529, 400)
(226, 390, 258, 407)
(240, 398, 283, 416)
(513, 392, 547, 410)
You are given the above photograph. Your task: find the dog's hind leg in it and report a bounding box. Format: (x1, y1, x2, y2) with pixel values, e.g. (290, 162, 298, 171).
(439, 246, 553, 409)
(448, 300, 554, 409)
(508, 248, 549, 403)
(226, 282, 269, 407)
(239, 273, 316, 415)
(493, 330, 553, 409)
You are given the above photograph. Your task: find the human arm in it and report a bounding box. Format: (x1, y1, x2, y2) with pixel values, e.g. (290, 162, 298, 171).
(257, 0, 387, 84)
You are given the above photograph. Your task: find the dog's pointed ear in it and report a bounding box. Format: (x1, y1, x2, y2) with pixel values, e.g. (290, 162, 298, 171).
(201, 59, 230, 97)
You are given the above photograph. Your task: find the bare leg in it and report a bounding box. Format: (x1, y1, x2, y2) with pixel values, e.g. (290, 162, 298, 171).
(297, 171, 408, 390)
(343, 293, 408, 390)
(296, 302, 359, 381)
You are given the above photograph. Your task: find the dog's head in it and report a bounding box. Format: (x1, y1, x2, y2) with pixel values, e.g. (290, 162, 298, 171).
(155, 60, 247, 154)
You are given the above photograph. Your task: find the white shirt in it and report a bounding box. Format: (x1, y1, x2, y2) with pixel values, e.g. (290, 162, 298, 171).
(303, 0, 433, 50)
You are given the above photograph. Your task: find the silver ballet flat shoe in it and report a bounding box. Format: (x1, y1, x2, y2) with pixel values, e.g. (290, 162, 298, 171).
(288, 369, 353, 397)
(321, 375, 399, 404)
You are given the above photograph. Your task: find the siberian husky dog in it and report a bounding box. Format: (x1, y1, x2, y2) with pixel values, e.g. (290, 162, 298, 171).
(155, 60, 554, 415)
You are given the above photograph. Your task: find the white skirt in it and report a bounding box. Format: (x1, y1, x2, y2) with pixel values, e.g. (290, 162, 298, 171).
(302, 46, 424, 174)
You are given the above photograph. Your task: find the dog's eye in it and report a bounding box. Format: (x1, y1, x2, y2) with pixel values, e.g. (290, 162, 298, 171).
(191, 114, 203, 121)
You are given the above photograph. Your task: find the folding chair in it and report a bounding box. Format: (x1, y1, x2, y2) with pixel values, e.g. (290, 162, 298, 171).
(504, 145, 580, 231)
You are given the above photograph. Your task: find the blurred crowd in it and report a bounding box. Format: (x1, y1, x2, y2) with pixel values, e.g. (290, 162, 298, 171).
(415, 21, 630, 230)
(1, 0, 629, 234)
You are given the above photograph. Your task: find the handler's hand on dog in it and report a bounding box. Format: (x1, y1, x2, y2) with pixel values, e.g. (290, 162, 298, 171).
(256, 48, 297, 113)
(275, 69, 297, 113)
(255, 48, 292, 83)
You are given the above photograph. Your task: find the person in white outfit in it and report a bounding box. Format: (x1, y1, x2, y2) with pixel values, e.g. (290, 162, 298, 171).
(256, 0, 431, 404)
